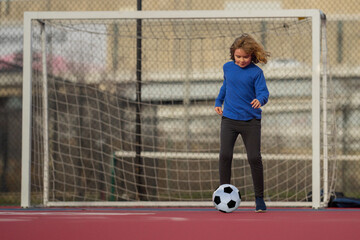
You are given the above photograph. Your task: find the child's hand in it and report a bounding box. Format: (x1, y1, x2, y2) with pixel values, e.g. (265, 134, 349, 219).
(215, 107, 223, 115)
(251, 99, 261, 109)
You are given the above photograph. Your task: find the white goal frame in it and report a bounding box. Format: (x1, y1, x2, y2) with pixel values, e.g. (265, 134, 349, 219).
(21, 9, 326, 209)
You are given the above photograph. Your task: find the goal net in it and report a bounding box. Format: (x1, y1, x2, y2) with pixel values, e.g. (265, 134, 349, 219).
(21, 10, 336, 208)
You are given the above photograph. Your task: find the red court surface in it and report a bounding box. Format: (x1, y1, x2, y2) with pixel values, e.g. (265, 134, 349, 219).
(1, 207, 360, 240)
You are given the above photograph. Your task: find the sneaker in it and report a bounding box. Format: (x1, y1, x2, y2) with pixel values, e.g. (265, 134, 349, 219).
(255, 197, 267, 213)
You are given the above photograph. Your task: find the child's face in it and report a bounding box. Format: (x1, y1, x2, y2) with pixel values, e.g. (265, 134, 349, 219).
(234, 48, 252, 68)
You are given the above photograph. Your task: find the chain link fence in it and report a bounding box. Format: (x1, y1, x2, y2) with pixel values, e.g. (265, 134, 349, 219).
(1, 0, 359, 205)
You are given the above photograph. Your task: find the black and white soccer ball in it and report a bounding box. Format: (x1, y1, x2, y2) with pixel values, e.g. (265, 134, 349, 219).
(212, 184, 241, 213)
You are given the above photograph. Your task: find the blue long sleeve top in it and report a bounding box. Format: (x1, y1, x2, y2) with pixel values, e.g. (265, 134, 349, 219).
(215, 61, 269, 120)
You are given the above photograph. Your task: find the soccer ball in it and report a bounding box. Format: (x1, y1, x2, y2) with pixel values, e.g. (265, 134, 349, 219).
(212, 184, 241, 213)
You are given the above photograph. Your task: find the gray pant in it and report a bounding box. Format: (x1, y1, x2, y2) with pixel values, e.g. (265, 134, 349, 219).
(219, 117, 264, 198)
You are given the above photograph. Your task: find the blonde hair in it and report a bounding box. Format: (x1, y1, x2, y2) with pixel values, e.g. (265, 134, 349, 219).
(230, 34, 270, 64)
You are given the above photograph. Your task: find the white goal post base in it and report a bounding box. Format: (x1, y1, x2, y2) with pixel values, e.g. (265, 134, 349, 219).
(21, 9, 331, 209)
(44, 201, 314, 208)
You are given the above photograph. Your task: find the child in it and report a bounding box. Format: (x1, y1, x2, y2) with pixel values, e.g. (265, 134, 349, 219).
(214, 34, 270, 212)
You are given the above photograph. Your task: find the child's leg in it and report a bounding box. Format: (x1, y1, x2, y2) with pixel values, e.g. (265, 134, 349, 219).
(219, 117, 239, 185)
(240, 119, 264, 198)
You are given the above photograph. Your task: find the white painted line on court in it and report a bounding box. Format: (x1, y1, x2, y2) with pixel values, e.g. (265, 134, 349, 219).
(0, 218, 33, 222)
(148, 216, 188, 221)
(0, 212, 155, 216)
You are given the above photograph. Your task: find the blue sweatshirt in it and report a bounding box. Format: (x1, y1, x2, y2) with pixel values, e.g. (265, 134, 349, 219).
(215, 61, 269, 120)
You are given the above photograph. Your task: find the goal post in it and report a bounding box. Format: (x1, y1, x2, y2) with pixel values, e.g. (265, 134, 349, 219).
(21, 10, 334, 209)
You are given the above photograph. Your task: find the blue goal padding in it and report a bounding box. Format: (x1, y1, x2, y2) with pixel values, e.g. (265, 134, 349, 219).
(329, 197, 360, 208)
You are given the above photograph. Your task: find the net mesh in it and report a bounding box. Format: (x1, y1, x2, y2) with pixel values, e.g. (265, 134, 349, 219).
(29, 16, 336, 205)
